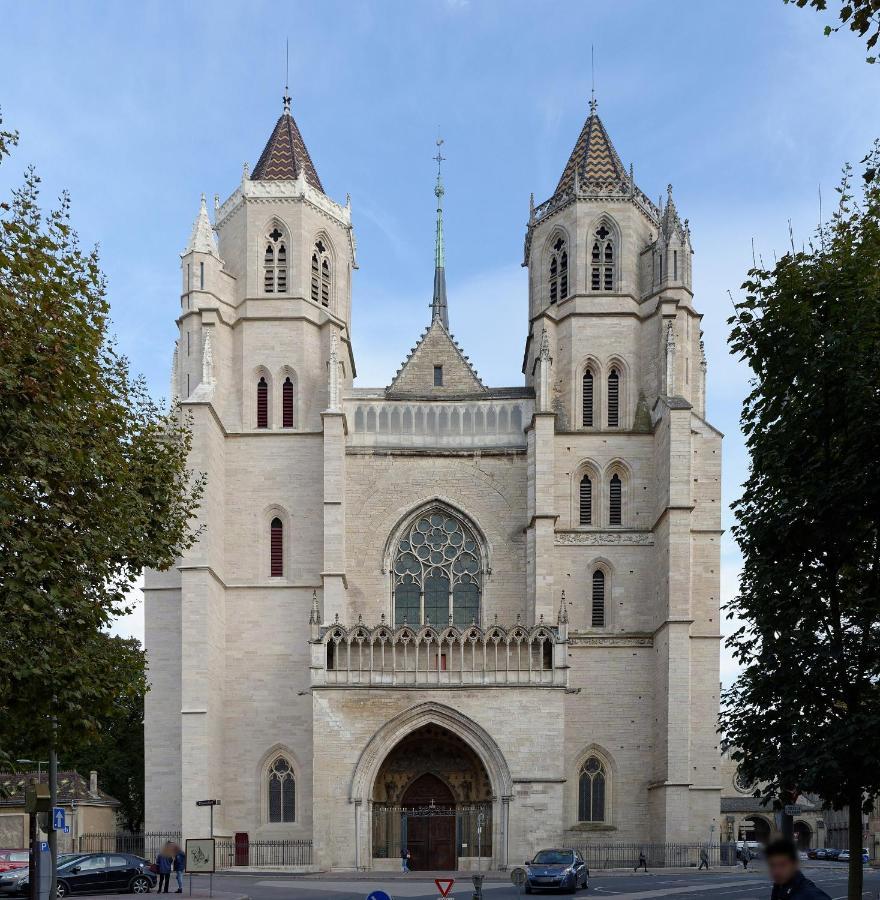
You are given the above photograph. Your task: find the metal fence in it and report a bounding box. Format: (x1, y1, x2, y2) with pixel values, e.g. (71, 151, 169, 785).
(562, 842, 738, 870)
(78, 832, 182, 861)
(215, 839, 312, 868)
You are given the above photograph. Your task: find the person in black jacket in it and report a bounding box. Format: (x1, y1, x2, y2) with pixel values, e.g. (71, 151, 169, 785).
(766, 838, 831, 899)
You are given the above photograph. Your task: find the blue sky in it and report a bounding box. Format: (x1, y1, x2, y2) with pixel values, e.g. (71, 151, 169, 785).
(3, 1, 879, 681)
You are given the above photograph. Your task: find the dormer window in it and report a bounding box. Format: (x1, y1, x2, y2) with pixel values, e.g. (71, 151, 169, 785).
(548, 236, 568, 304)
(311, 239, 332, 307)
(263, 225, 288, 294)
(591, 224, 615, 292)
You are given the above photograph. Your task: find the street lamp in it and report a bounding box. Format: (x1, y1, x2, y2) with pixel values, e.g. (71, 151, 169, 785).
(16, 760, 49, 782)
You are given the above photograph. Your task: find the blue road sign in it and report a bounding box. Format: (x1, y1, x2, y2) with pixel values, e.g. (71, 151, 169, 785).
(40, 842, 49, 852)
(63, 826, 70, 834)
(366, 892, 394, 900)
(52, 807, 65, 831)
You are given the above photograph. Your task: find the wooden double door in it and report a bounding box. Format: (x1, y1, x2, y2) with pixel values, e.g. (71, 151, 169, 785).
(401, 773, 456, 871)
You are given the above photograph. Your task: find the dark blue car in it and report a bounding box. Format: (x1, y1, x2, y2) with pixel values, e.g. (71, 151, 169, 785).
(524, 848, 589, 894)
(16, 853, 155, 897)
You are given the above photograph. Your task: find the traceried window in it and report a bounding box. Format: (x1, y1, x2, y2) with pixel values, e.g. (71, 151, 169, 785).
(392, 510, 482, 626)
(282, 377, 294, 428)
(578, 756, 607, 822)
(591, 570, 606, 626)
(267, 756, 295, 823)
(609, 474, 622, 526)
(579, 476, 592, 526)
(590, 224, 615, 292)
(270, 517, 284, 577)
(263, 225, 288, 294)
(311, 239, 332, 307)
(548, 236, 568, 304)
(582, 369, 594, 427)
(607, 368, 620, 428)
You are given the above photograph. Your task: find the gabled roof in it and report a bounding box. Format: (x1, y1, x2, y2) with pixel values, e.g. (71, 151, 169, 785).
(554, 105, 630, 199)
(0, 771, 120, 808)
(252, 106, 324, 192)
(387, 318, 486, 397)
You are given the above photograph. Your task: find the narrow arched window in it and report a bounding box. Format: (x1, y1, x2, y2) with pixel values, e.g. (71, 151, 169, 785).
(548, 236, 567, 304)
(257, 377, 268, 428)
(282, 377, 294, 428)
(591, 570, 606, 627)
(582, 370, 594, 427)
(578, 756, 607, 822)
(263, 225, 287, 294)
(579, 476, 592, 526)
(591, 224, 615, 292)
(267, 756, 295, 823)
(270, 517, 283, 577)
(609, 474, 622, 526)
(607, 368, 619, 428)
(311, 239, 332, 307)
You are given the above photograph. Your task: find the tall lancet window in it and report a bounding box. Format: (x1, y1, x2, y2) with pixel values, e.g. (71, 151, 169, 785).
(607, 368, 620, 428)
(548, 236, 568, 304)
(311, 239, 332, 307)
(267, 756, 295, 823)
(263, 225, 288, 294)
(392, 509, 483, 626)
(282, 377, 294, 428)
(609, 474, 622, 526)
(582, 369, 594, 427)
(579, 475, 592, 526)
(591, 224, 615, 292)
(270, 517, 284, 577)
(257, 377, 269, 428)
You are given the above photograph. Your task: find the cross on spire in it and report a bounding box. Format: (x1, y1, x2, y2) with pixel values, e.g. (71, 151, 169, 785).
(282, 38, 291, 114)
(431, 136, 449, 328)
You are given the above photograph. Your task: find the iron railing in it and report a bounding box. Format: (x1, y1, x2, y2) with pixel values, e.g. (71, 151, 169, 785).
(562, 842, 738, 870)
(215, 839, 313, 868)
(78, 832, 182, 861)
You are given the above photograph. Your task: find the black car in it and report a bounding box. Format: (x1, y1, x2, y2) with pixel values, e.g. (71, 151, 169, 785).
(19, 853, 155, 897)
(524, 848, 589, 894)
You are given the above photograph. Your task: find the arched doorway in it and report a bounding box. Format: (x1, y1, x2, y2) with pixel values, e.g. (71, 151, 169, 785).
(371, 723, 493, 870)
(743, 816, 771, 845)
(793, 821, 812, 850)
(401, 774, 456, 871)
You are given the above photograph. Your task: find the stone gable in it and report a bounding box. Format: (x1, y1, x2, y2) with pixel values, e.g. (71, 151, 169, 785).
(386, 319, 486, 397)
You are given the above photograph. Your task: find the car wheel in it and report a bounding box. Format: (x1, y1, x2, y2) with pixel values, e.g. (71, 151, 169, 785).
(130, 876, 151, 894)
(55, 882, 69, 899)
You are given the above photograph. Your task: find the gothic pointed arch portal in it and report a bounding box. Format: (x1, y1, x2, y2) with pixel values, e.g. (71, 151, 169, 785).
(371, 723, 493, 870)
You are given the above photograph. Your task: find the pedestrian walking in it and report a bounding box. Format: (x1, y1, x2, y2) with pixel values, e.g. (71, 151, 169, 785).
(400, 847, 411, 873)
(155, 843, 174, 894)
(698, 847, 710, 870)
(766, 837, 831, 899)
(172, 843, 186, 893)
(634, 850, 647, 872)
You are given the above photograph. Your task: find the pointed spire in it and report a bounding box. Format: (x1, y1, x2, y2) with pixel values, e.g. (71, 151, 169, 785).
(252, 97, 324, 192)
(309, 590, 320, 626)
(431, 137, 449, 329)
(183, 194, 218, 257)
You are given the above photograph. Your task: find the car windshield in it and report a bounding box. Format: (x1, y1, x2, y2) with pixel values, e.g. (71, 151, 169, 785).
(533, 850, 573, 865)
(0, 852, 29, 862)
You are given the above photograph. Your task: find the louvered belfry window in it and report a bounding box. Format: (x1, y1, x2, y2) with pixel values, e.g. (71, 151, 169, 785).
(549, 236, 567, 304)
(582, 370, 594, 427)
(282, 377, 294, 428)
(579, 475, 592, 526)
(609, 474, 622, 526)
(311, 239, 332, 307)
(264, 225, 287, 294)
(607, 368, 619, 427)
(591, 570, 606, 627)
(591, 224, 614, 292)
(257, 377, 268, 428)
(270, 517, 284, 577)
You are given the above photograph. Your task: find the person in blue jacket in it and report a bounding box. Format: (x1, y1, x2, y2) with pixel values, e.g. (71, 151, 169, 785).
(155, 843, 174, 893)
(173, 844, 186, 893)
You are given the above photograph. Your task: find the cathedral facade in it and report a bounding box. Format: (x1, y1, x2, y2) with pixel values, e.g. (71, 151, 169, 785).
(143, 94, 723, 871)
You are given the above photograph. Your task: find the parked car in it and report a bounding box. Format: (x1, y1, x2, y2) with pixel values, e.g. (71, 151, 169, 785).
(524, 849, 589, 894)
(0, 853, 29, 875)
(807, 849, 820, 860)
(837, 849, 870, 864)
(814, 848, 829, 859)
(0, 855, 82, 896)
(12, 853, 155, 897)
(825, 848, 842, 860)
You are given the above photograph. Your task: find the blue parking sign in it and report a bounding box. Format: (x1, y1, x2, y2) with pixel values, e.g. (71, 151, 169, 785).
(366, 892, 394, 900)
(52, 807, 66, 831)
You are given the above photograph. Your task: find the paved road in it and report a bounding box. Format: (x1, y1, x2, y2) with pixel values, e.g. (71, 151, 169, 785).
(206, 864, 880, 900)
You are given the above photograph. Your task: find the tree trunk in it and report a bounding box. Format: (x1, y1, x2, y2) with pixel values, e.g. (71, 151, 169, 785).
(848, 786, 863, 900)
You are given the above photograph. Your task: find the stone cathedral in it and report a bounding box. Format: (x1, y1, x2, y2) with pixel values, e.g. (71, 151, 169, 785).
(144, 93, 723, 871)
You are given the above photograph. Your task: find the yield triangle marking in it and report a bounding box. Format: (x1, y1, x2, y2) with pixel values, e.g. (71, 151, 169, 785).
(435, 878, 454, 897)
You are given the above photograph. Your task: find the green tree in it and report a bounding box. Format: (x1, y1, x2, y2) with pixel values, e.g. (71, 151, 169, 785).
(722, 145, 880, 900)
(0, 113, 203, 762)
(785, 0, 880, 62)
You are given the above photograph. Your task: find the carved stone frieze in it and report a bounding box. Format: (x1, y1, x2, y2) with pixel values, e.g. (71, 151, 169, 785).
(568, 635, 653, 648)
(555, 530, 654, 546)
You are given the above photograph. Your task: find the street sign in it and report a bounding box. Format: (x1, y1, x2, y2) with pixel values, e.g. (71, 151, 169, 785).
(195, 799, 221, 807)
(784, 805, 803, 816)
(63, 826, 70, 834)
(435, 878, 454, 898)
(39, 842, 49, 852)
(366, 892, 394, 900)
(52, 807, 66, 831)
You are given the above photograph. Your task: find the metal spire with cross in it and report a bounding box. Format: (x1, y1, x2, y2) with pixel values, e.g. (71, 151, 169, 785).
(589, 45, 598, 114)
(283, 39, 291, 115)
(431, 135, 449, 328)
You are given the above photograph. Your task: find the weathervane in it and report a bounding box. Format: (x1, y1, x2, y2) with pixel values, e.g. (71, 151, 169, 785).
(433, 135, 445, 200)
(589, 45, 597, 114)
(283, 38, 291, 114)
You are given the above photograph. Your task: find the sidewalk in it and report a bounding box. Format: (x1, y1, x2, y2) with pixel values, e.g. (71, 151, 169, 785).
(262, 866, 742, 881)
(100, 892, 247, 900)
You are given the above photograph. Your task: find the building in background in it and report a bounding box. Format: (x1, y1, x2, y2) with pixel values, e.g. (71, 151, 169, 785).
(144, 90, 722, 870)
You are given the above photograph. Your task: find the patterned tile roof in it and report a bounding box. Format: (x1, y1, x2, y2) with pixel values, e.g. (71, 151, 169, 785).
(252, 110, 324, 192)
(553, 109, 630, 199)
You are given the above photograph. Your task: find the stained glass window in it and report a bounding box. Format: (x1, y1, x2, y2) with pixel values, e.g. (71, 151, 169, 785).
(392, 511, 482, 625)
(268, 757, 295, 823)
(578, 756, 607, 822)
